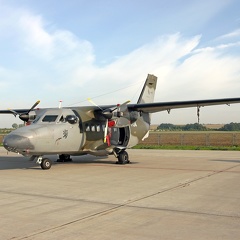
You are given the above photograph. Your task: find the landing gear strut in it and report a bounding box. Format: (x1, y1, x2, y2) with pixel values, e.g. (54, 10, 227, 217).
(115, 149, 130, 164)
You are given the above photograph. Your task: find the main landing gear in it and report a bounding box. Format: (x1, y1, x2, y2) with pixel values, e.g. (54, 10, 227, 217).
(114, 149, 130, 165)
(57, 154, 72, 162)
(32, 150, 130, 169)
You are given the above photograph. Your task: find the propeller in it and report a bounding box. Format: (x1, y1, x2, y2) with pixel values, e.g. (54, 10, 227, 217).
(88, 99, 140, 145)
(113, 101, 131, 127)
(101, 100, 130, 123)
(9, 100, 40, 122)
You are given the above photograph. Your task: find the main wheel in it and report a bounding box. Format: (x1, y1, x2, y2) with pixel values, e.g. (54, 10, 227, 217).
(117, 151, 129, 164)
(41, 158, 52, 170)
(57, 154, 72, 162)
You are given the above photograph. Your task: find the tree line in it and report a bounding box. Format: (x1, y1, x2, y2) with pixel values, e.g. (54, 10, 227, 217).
(157, 122, 240, 131)
(8, 122, 240, 131)
(12, 123, 25, 129)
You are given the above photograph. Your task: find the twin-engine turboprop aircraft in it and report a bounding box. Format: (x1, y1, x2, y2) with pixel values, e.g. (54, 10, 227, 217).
(1, 74, 240, 170)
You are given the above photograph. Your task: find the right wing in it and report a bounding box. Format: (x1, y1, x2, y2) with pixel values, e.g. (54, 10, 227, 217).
(128, 98, 240, 113)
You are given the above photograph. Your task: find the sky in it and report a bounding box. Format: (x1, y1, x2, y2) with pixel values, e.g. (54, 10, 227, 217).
(0, 0, 240, 127)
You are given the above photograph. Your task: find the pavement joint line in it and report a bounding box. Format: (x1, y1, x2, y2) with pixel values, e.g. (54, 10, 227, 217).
(127, 205, 240, 219)
(14, 163, 240, 239)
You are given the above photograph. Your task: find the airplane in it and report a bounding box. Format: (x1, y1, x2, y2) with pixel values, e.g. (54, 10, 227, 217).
(1, 74, 240, 170)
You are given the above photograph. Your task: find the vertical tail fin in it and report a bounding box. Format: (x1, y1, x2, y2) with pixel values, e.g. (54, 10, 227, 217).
(137, 74, 157, 125)
(137, 74, 157, 104)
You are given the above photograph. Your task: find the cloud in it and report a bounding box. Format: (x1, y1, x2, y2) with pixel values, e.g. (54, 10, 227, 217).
(19, 13, 53, 56)
(0, 7, 96, 106)
(71, 34, 200, 90)
(18, 12, 95, 64)
(163, 51, 240, 99)
(217, 29, 240, 40)
(0, 5, 240, 126)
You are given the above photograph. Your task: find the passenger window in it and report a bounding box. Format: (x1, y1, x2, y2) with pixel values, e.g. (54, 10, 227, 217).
(86, 124, 90, 131)
(91, 125, 95, 132)
(42, 115, 58, 122)
(96, 125, 101, 132)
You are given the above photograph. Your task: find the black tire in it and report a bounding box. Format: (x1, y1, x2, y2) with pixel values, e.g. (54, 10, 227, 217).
(117, 151, 129, 164)
(63, 154, 72, 162)
(41, 158, 52, 170)
(57, 154, 72, 162)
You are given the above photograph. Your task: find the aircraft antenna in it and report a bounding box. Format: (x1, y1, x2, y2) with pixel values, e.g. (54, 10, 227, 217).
(59, 100, 62, 108)
(197, 106, 200, 123)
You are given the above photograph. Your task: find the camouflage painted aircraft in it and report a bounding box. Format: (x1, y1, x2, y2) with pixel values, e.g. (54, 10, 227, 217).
(1, 74, 240, 170)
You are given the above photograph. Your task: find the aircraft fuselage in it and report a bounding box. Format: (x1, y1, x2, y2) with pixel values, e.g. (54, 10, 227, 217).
(3, 107, 149, 157)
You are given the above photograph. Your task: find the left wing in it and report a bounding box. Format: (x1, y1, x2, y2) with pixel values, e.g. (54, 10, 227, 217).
(0, 109, 29, 114)
(0, 100, 41, 122)
(128, 97, 240, 113)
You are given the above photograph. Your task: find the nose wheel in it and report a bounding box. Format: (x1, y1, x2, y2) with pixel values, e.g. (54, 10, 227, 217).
(36, 156, 52, 170)
(41, 158, 52, 170)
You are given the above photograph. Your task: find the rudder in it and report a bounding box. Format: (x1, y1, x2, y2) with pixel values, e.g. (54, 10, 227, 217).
(137, 74, 157, 104)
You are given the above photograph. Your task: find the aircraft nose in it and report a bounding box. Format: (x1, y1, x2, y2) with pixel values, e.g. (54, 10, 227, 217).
(3, 134, 34, 153)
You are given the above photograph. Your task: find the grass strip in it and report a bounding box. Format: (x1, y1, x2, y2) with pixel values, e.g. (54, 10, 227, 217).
(133, 145, 240, 151)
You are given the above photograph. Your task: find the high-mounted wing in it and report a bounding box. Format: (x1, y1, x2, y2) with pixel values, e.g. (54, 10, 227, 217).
(0, 100, 40, 122)
(0, 109, 29, 114)
(128, 98, 240, 113)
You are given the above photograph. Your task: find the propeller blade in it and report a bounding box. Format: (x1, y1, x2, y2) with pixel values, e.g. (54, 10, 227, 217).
(7, 109, 19, 117)
(87, 98, 103, 110)
(120, 100, 131, 106)
(103, 119, 108, 143)
(117, 100, 130, 114)
(27, 100, 40, 113)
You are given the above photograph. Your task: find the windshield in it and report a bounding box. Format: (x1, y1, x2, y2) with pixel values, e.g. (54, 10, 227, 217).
(32, 115, 42, 124)
(31, 109, 75, 124)
(42, 115, 58, 122)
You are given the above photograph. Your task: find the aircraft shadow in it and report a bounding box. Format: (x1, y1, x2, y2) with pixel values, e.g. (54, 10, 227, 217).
(210, 159, 240, 164)
(0, 155, 138, 170)
(0, 156, 40, 170)
(57, 155, 138, 166)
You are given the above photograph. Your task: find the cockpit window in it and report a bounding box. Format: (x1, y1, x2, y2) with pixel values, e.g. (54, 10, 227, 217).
(42, 115, 58, 122)
(59, 115, 65, 122)
(32, 115, 41, 124)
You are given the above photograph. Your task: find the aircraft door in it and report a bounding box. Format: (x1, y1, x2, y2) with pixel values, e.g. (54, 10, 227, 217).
(110, 126, 129, 147)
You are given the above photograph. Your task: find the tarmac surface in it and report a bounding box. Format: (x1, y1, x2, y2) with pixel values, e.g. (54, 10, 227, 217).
(0, 147, 240, 240)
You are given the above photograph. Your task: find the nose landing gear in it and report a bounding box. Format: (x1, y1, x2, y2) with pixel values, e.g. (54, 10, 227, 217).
(35, 156, 52, 170)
